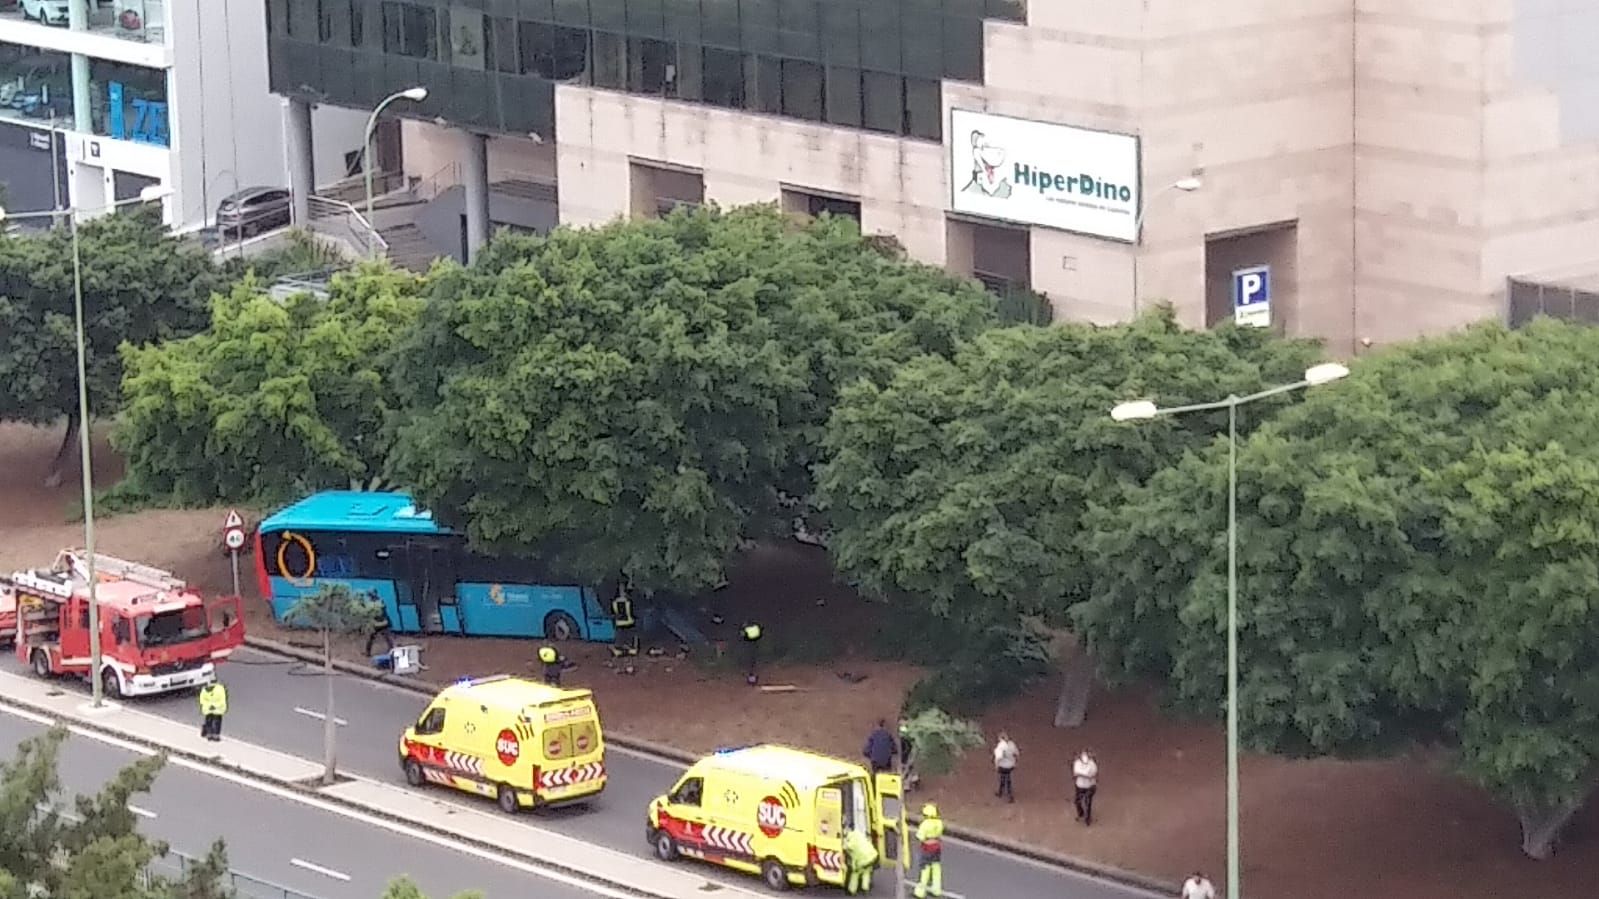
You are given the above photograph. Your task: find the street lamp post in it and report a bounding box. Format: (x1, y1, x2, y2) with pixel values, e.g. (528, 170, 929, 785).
(1130, 175, 1202, 313)
(0, 184, 174, 708)
(1109, 361, 1350, 899)
(362, 86, 429, 256)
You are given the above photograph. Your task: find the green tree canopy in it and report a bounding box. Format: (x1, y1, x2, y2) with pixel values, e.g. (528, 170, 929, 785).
(388, 205, 998, 591)
(112, 266, 424, 505)
(0, 207, 226, 480)
(820, 308, 1321, 630)
(0, 726, 232, 899)
(380, 875, 482, 899)
(1076, 318, 1599, 858)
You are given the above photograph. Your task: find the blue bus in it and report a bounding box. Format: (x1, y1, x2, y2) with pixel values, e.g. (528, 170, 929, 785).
(255, 491, 620, 643)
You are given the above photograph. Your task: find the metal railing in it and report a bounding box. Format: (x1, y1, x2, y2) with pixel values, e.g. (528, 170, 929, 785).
(141, 847, 322, 899)
(318, 168, 408, 206)
(411, 160, 462, 203)
(306, 195, 387, 258)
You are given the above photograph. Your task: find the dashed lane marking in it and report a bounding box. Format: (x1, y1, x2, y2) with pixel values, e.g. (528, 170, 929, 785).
(290, 858, 352, 881)
(292, 707, 348, 726)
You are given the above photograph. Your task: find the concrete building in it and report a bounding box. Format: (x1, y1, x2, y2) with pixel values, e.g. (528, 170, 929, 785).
(266, 0, 1599, 349)
(0, 0, 364, 229)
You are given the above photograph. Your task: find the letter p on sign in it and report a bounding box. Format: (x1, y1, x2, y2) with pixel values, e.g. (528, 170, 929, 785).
(1232, 265, 1271, 328)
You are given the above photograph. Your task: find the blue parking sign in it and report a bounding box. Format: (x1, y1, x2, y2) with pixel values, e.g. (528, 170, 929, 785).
(1232, 265, 1270, 328)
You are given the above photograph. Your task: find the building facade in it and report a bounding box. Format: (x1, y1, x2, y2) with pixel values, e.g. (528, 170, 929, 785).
(0, 0, 364, 230)
(267, 0, 1599, 350)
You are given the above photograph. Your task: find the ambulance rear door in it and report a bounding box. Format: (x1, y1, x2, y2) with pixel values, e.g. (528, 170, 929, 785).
(812, 777, 860, 879)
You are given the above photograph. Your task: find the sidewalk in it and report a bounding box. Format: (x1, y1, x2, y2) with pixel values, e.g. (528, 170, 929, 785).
(0, 669, 764, 899)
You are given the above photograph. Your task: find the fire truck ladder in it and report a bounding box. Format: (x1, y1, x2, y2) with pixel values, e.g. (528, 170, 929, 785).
(57, 550, 187, 592)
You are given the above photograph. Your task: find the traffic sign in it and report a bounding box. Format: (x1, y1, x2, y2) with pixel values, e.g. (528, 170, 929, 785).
(223, 509, 243, 530)
(1232, 265, 1271, 328)
(223, 528, 246, 550)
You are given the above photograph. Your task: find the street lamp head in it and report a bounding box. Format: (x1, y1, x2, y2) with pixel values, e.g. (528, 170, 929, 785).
(138, 185, 173, 203)
(1304, 362, 1351, 386)
(400, 86, 428, 101)
(1110, 400, 1159, 422)
(1174, 176, 1203, 192)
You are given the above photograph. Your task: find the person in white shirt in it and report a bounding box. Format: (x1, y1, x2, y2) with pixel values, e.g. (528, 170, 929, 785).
(1180, 871, 1216, 899)
(991, 732, 1019, 802)
(1071, 749, 1098, 826)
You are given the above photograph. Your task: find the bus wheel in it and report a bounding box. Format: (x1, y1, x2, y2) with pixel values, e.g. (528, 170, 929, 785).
(760, 859, 791, 891)
(100, 667, 124, 700)
(403, 759, 425, 787)
(496, 784, 520, 814)
(543, 611, 579, 642)
(30, 649, 50, 678)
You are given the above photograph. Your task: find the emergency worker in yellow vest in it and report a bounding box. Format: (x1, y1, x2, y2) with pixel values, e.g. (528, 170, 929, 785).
(538, 645, 563, 686)
(740, 622, 762, 686)
(198, 680, 228, 742)
(913, 802, 944, 898)
(843, 826, 879, 894)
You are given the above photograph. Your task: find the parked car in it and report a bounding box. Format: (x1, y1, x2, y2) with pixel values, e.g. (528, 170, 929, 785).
(216, 187, 292, 238)
(19, 0, 70, 25)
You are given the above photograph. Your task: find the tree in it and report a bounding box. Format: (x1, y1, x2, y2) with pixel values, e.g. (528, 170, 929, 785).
(380, 876, 483, 899)
(0, 206, 227, 485)
(897, 707, 984, 779)
(112, 266, 424, 505)
(0, 726, 234, 899)
(284, 583, 385, 785)
(1075, 318, 1599, 858)
(819, 307, 1321, 717)
(388, 204, 998, 592)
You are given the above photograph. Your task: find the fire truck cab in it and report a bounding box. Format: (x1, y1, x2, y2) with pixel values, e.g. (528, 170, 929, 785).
(6, 550, 245, 699)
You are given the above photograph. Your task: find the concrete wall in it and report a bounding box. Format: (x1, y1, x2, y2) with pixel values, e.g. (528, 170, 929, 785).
(401, 120, 556, 191)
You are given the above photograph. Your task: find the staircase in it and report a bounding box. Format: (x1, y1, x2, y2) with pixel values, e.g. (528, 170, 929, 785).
(379, 223, 438, 273)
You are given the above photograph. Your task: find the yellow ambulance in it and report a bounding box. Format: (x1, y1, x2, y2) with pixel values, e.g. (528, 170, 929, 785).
(647, 744, 906, 891)
(398, 674, 606, 813)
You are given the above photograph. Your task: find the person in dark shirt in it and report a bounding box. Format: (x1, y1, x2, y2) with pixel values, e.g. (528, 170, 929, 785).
(863, 719, 896, 773)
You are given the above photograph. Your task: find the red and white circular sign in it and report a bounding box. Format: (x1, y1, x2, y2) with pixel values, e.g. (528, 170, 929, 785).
(495, 729, 521, 766)
(757, 796, 787, 837)
(575, 732, 591, 753)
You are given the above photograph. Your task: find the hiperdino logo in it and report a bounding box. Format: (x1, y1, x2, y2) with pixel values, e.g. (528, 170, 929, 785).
(961, 129, 1132, 206)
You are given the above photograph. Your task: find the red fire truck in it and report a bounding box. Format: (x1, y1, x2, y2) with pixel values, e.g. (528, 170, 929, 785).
(4, 550, 245, 699)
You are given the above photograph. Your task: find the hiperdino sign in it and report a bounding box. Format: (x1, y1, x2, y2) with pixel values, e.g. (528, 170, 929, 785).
(948, 109, 1141, 242)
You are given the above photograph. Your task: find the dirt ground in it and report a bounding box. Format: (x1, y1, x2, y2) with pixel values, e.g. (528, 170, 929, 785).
(3, 421, 1596, 898)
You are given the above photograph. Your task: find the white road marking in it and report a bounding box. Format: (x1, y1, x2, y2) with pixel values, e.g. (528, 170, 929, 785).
(292, 707, 348, 726)
(128, 804, 157, 819)
(0, 705, 665, 899)
(290, 858, 352, 881)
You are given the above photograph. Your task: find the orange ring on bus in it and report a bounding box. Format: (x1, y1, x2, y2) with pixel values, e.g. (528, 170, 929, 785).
(275, 531, 317, 587)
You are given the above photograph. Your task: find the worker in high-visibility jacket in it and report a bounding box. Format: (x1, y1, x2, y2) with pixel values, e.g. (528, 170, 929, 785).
(198, 680, 228, 742)
(913, 802, 944, 898)
(538, 645, 564, 686)
(740, 622, 762, 686)
(843, 826, 879, 894)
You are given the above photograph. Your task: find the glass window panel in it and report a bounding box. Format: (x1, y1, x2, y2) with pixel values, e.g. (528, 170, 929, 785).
(701, 46, 745, 107)
(90, 59, 169, 146)
(904, 75, 940, 140)
(942, 13, 980, 80)
(777, 0, 817, 58)
(590, 31, 626, 88)
(740, 0, 780, 55)
(780, 58, 823, 120)
(673, 41, 703, 100)
(448, 9, 488, 70)
(824, 65, 860, 127)
(663, 0, 702, 42)
(551, 0, 590, 26)
(986, 0, 1025, 21)
(286, 0, 317, 39)
(818, 0, 858, 67)
(700, 0, 741, 49)
(381, 2, 437, 60)
(857, 2, 900, 73)
(627, 37, 672, 93)
(751, 54, 781, 114)
(485, 15, 518, 72)
(351, 0, 366, 46)
(900, 16, 941, 79)
(625, 0, 665, 37)
(517, 21, 589, 80)
(945, 0, 983, 17)
(520, 0, 554, 18)
(860, 70, 899, 133)
(589, 0, 626, 31)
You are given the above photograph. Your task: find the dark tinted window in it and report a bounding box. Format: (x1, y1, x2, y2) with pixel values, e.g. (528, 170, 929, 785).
(627, 37, 672, 93)
(518, 21, 589, 80)
(381, 1, 436, 59)
(485, 15, 518, 73)
(702, 46, 745, 107)
(780, 58, 823, 120)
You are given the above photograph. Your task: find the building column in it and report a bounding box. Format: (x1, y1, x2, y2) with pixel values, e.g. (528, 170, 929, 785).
(67, 0, 90, 135)
(462, 130, 489, 262)
(286, 98, 316, 227)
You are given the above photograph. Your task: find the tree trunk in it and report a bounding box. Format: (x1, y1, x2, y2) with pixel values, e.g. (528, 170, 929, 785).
(1517, 793, 1589, 859)
(321, 628, 338, 785)
(1053, 639, 1094, 728)
(43, 412, 79, 488)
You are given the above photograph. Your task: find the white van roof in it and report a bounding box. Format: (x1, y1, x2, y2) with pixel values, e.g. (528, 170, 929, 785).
(698, 744, 866, 790)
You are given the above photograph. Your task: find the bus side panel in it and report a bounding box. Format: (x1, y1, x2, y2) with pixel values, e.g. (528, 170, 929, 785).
(456, 583, 593, 638)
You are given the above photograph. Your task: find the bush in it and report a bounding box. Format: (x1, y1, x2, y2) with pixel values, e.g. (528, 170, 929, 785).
(898, 707, 984, 779)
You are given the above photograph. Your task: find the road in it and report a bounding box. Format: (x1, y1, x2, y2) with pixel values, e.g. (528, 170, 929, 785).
(3, 647, 1157, 899)
(0, 709, 625, 899)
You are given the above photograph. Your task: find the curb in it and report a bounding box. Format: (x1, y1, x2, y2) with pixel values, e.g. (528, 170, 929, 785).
(244, 636, 1179, 896)
(2, 685, 665, 899)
